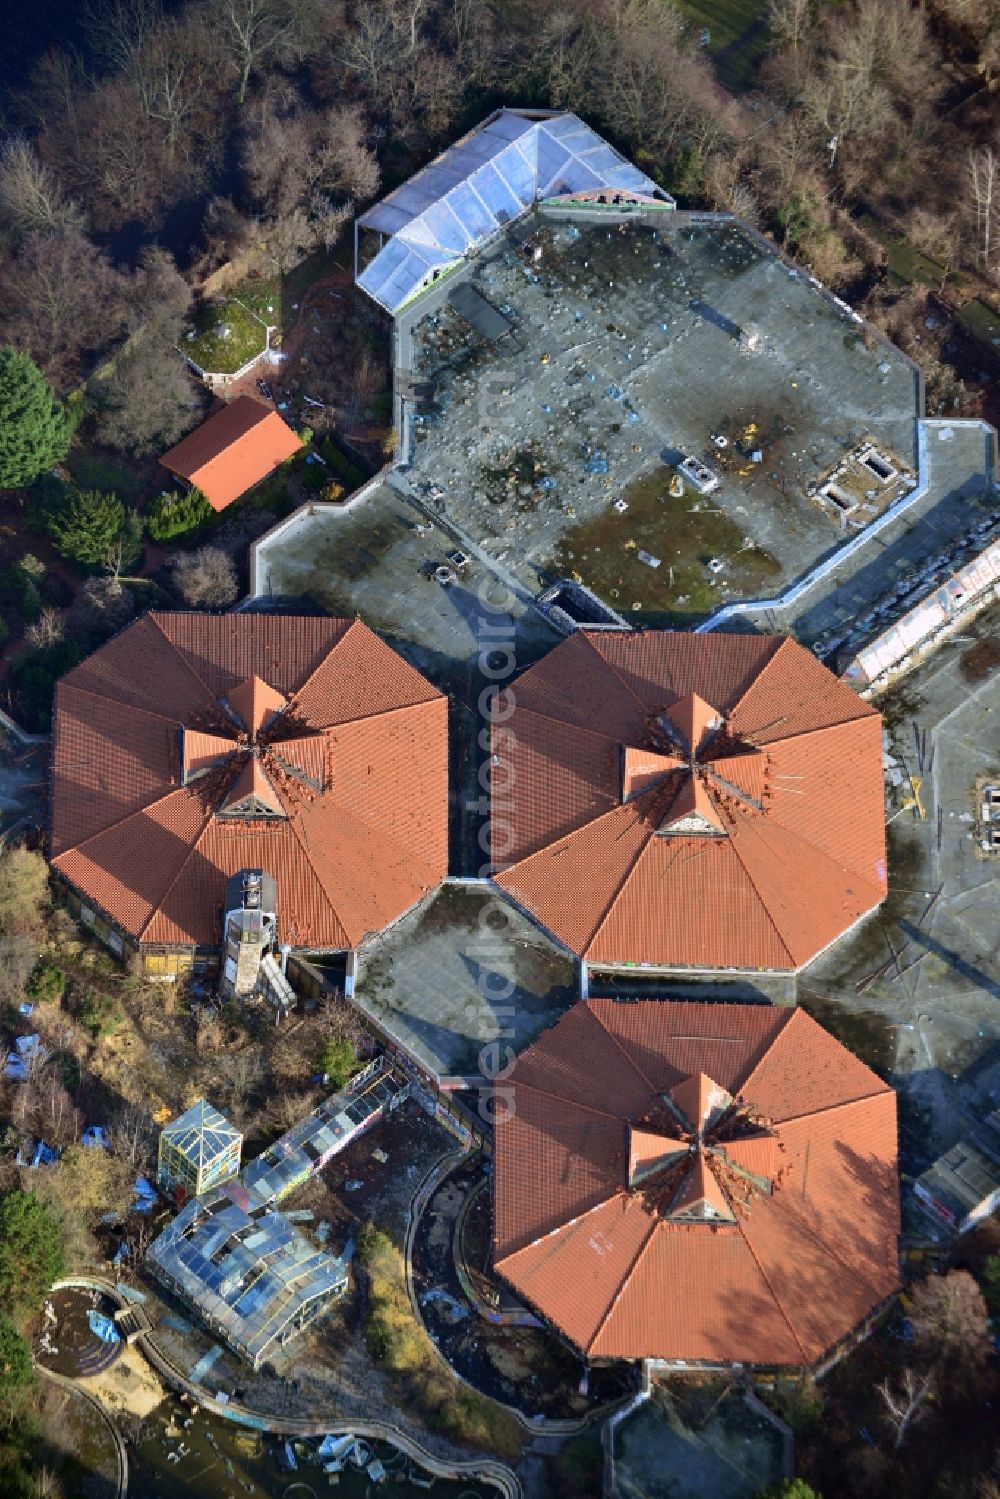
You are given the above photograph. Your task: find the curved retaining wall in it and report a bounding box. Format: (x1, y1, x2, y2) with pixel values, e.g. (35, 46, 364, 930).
(34, 1289, 129, 1499)
(405, 1151, 634, 1440)
(51, 1275, 521, 1499)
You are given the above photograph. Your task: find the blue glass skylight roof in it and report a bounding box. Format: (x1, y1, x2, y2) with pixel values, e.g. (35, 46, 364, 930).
(357, 110, 670, 313)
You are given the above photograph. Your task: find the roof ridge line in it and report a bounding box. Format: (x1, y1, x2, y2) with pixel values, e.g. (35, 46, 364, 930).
(289, 816, 356, 949)
(724, 822, 807, 969)
(720, 635, 789, 722)
(293, 794, 441, 948)
(148, 612, 219, 703)
(496, 798, 655, 928)
(495, 1188, 623, 1264)
(56, 680, 183, 725)
(582, 815, 707, 958)
(577, 631, 654, 715)
(754, 1185, 895, 1311)
(772, 1085, 894, 1125)
(290, 621, 444, 723)
(727, 1008, 796, 1100)
(738, 1213, 811, 1363)
(319, 694, 447, 735)
(52, 785, 196, 862)
(579, 808, 659, 956)
(136, 806, 217, 941)
(748, 713, 877, 750)
(734, 810, 886, 920)
(583, 1001, 665, 1099)
(585, 1210, 659, 1357)
(504, 1073, 631, 1121)
(503, 699, 626, 744)
(284, 617, 358, 711)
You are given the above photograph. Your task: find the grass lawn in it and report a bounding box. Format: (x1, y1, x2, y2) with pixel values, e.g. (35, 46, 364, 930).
(553, 468, 781, 626)
(183, 294, 273, 375)
(676, 0, 770, 93)
(65, 446, 154, 509)
(856, 213, 955, 289)
(958, 296, 1000, 353)
(183, 246, 351, 375)
(282, 243, 351, 316)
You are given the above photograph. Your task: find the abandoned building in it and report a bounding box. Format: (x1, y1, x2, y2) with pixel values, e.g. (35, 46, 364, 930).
(493, 1000, 899, 1369)
(355, 106, 672, 314)
(147, 1059, 409, 1368)
(157, 1098, 243, 1203)
(49, 612, 448, 980)
(493, 629, 887, 978)
(160, 395, 301, 512)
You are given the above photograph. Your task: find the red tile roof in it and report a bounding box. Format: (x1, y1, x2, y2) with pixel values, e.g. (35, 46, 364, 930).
(161, 396, 302, 511)
(494, 1001, 899, 1366)
(50, 614, 448, 950)
(494, 631, 886, 972)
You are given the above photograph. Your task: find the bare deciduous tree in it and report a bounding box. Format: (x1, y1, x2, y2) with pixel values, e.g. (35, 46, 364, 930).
(968, 144, 1000, 275)
(171, 545, 239, 608)
(909, 1268, 993, 1383)
(878, 1365, 934, 1449)
(0, 226, 127, 388)
(0, 137, 85, 242)
(25, 608, 66, 651)
(211, 0, 331, 105)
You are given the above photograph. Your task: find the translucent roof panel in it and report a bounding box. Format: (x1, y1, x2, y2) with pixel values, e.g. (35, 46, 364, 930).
(356, 110, 669, 313)
(469, 160, 525, 224)
(161, 1099, 241, 1166)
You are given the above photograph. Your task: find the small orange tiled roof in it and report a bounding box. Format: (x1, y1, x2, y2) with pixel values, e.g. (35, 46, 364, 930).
(161, 396, 302, 511)
(494, 631, 886, 972)
(494, 1000, 899, 1367)
(50, 613, 448, 950)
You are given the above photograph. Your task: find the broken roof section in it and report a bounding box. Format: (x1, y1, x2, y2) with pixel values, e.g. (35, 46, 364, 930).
(357, 109, 670, 313)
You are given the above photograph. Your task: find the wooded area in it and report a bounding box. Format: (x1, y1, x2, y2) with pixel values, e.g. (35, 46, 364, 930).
(0, 0, 999, 427)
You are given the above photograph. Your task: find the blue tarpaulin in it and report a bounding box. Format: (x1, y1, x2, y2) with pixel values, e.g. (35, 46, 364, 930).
(87, 1309, 120, 1345)
(81, 1126, 109, 1149)
(132, 1176, 158, 1213)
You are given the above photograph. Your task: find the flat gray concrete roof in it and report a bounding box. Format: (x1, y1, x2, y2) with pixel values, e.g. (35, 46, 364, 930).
(804, 600, 1000, 1166)
(403, 216, 920, 620)
(251, 477, 560, 692)
(351, 883, 577, 1082)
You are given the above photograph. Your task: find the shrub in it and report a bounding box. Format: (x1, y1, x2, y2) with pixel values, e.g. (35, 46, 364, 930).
(357, 1223, 523, 1459)
(0, 847, 50, 936)
(0, 1316, 34, 1393)
(8, 636, 84, 732)
(0, 348, 70, 489)
(26, 960, 66, 1005)
(47, 487, 125, 566)
(319, 1035, 358, 1089)
(74, 986, 124, 1039)
(146, 488, 212, 541)
(171, 544, 238, 608)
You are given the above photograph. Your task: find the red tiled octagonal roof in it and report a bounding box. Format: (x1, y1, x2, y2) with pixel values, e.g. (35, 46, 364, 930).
(493, 631, 886, 971)
(50, 613, 448, 950)
(493, 1000, 899, 1367)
